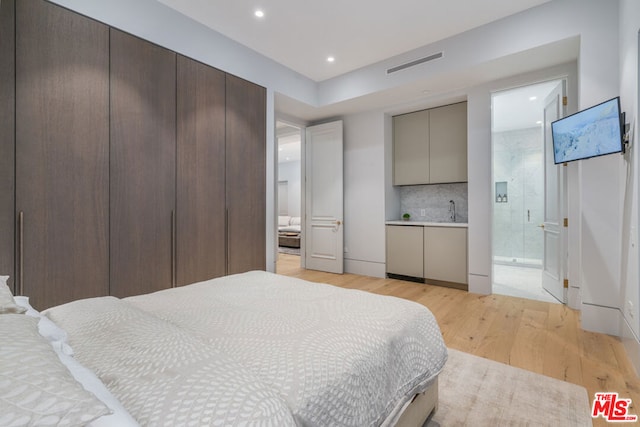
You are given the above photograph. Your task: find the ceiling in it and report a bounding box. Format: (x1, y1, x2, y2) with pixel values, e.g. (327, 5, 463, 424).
(155, 0, 576, 122)
(492, 80, 561, 132)
(156, 0, 554, 83)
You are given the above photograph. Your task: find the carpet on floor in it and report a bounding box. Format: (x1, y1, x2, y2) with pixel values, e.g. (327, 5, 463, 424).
(425, 348, 592, 426)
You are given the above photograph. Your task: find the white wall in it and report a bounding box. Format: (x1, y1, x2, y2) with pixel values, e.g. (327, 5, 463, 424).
(618, 0, 640, 374)
(278, 161, 301, 217)
(343, 111, 387, 277)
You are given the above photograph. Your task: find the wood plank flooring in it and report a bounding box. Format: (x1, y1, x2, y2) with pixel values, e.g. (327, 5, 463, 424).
(277, 253, 640, 427)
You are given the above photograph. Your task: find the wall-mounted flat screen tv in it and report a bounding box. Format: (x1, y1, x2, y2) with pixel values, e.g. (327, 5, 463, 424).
(551, 96, 623, 164)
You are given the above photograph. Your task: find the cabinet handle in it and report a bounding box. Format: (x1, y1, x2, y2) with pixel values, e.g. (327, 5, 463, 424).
(18, 211, 24, 296)
(225, 208, 229, 275)
(171, 210, 176, 288)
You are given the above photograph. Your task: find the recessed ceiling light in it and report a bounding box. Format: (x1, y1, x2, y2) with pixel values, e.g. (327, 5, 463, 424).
(254, 9, 264, 18)
(529, 96, 537, 101)
(327, 56, 335, 63)
(536, 120, 542, 125)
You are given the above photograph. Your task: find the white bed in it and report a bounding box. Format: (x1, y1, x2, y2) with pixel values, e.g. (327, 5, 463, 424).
(2, 271, 448, 426)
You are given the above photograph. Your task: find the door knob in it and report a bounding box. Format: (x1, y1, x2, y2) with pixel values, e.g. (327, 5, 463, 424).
(537, 224, 545, 229)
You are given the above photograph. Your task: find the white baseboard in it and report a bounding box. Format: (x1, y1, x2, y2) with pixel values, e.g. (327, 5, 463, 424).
(581, 303, 622, 336)
(468, 274, 491, 295)
(345, 258, 386, 278)
(621, 315, 640, 376)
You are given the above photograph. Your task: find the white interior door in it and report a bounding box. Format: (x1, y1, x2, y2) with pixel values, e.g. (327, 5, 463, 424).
(304, 120, 343, 273)
(542, 82, 566, 302)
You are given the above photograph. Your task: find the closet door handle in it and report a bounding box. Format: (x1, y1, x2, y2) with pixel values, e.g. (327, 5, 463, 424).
(171, 210, 176, 288)
(18, 211, 24, 296)
(225, 208, 229, 275)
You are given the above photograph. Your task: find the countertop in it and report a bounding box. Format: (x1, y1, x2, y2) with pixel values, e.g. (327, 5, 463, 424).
(385, 220, 468, 228)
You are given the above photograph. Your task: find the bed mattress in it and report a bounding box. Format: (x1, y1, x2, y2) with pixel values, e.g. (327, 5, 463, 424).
(125, 271, 448, 426)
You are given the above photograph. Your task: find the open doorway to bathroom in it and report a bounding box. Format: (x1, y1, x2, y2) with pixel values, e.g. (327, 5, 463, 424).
(491, 81, 562, 304)
(276, 121, 303, 267)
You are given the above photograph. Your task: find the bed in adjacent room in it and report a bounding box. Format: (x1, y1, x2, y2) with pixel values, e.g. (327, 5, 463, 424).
(2, 271, 448, 426)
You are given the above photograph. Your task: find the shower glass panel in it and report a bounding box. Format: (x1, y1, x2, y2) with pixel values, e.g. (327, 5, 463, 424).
(492, 128, 544, 267)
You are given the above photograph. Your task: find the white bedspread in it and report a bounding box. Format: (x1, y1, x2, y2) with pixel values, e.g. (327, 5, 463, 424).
(44, 296, 296, 427)
(125, 271, 448, 426)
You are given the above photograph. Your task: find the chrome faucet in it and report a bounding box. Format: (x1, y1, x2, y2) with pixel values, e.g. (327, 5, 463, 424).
(449, 200, 456, 222)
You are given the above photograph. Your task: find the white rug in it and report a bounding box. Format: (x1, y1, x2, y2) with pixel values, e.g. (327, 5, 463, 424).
(426, 349, 592, 426)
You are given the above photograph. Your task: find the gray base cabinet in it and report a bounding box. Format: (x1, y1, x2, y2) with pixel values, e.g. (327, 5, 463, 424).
(386, 224, 468, 287)
(386, 225, 424, 278)
(424, 227, 468, 285)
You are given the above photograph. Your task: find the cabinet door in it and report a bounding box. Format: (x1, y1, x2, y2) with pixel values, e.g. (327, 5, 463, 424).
(0, 0, 15, 292)
(16, 0, 109, 309)
(225, 75, 266, 274)
(176, 55, 226, 285)
(386, 225, 424, 278)
(110, 29, 176, 297)
(424, 227, 467, 284)
(393, 110, 430, 185)
(429, 102, 468, 183)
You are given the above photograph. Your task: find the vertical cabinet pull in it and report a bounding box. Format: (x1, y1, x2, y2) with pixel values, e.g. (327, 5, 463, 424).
(171, 210, 176, 288)
(225, 208, 229, 274)
(18, 211, 24, 296)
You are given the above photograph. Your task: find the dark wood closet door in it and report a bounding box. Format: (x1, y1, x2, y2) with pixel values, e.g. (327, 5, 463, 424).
(176, 56, 226, 286)
(225, 75, 266, 274)
(110, 29, 176, 298)
(0, 0, 15, 292)
(15, 0, 109, 310)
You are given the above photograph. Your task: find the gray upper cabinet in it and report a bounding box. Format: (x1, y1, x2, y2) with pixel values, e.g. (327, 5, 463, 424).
(393, 101, 468, 185)
(429, 102, 468, 183)
(393, 110, 430, 185)
(15, 0, 110, 310)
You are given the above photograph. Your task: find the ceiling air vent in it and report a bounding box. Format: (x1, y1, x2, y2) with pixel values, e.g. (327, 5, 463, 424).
(387, 52, 443, 74)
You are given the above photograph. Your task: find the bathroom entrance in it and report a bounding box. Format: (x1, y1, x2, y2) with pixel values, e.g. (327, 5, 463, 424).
(491, 80, 564, 304)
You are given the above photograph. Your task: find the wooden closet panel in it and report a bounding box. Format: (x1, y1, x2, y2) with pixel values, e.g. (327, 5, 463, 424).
(110, 30, 176, 298)
(225, 75, 266, 274)
(15, 0, 109, 310)
(176, 55, 226, 285)
(0, 0, 15, 292)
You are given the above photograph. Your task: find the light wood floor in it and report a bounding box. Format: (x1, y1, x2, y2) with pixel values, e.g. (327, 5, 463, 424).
(277, 253, 639, 427)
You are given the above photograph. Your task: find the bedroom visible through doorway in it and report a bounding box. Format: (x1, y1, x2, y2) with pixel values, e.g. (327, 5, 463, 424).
(276, 121, 302, 263)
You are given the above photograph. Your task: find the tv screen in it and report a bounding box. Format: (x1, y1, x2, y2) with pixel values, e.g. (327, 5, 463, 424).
(551, 97, 623, 164)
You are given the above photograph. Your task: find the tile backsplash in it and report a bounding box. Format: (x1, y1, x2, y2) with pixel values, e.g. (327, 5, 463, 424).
(400, 183, 468, 223)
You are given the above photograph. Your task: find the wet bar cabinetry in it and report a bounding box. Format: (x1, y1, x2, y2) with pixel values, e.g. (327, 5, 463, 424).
(393, 102, 468, 185)
(386, 223, 468, 290)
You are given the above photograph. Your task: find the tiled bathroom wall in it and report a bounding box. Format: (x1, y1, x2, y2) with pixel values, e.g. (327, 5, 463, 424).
(492, 127, 543, 265)
(399, 183, 468, 223)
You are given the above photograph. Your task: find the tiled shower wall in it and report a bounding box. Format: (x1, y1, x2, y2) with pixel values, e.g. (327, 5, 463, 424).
(399, 183, 468, 223)
(492, 127, 543, 265)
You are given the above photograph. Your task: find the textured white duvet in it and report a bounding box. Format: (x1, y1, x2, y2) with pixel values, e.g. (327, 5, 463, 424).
(45, 296, 296, 427)
(125, 271, 448, 426)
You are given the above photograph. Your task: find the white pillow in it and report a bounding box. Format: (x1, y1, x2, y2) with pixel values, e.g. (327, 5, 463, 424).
(15, 296, 72, 355)
(0, 275, 26, 314)
(0, 314, 111, 426)
(290, 216, 301, 226)
(278, 215, 292, 226)
(13, 296, 140, 426)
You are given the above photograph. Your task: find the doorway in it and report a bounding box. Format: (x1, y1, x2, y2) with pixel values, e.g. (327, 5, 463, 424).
(491, 81, 563, 304)
(276, 121, 303, 266)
